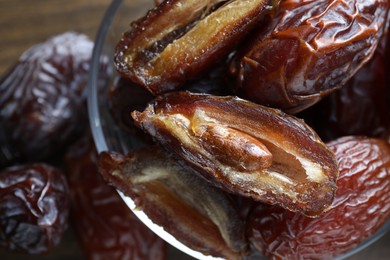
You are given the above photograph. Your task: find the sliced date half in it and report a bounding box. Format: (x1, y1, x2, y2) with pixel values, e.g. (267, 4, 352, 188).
(131, 92, 338, 216)
(114, 0, 279, 95)
(99, 146, 248, 259)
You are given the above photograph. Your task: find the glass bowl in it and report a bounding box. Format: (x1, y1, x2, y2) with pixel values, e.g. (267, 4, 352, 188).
(87, 0, 390, 259)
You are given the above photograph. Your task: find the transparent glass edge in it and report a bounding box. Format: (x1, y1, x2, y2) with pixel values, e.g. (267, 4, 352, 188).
(117, 190, 223, 260)
(87, 0, 122, 153)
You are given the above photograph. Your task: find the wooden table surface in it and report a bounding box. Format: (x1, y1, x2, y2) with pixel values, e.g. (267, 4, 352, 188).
(0, 0, 389, 259)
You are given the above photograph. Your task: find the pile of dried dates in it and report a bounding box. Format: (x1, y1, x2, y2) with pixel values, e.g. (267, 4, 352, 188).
(106, 0, 390, 259)
(1, 0, 390, 259)
(0, 32, 167, 258)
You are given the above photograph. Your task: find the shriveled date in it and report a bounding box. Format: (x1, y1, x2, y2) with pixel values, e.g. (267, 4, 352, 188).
(99, 146, 248, 259)
(131, 92, 338, 216)
(0, 164, 69, 254)
(301, 29, 390, 141)
(0, 32, 95, 166)
(230, 0, 389, 113)
(114, 0, 279, 95)
(248, 136, 390, 259)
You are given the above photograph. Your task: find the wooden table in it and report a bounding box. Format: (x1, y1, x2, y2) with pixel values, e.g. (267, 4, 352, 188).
(0, 0, 389, 259)
(0, 0, 111, 75)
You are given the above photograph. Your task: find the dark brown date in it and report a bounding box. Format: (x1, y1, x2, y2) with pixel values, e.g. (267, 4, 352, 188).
(248, 136, 390, 259)
(0, 32, 95, 166)
(108, 76, 155, 145)
(131, 92, 338, 216)
(99, 146, 248, 259)
(230, 0, 389, 113)
(114, 0, 279, 95)
(299, 30, 390, 141)
(0, 163, 69, 254)
(64, 135, 167, 260)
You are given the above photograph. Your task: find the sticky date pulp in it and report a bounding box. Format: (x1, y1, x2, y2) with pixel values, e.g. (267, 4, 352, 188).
(131, 92, 338, 216)
(64, 135, 167, 260)
(0, 32, 96, 166)
(230, 0, 389, 113)
(99, 146, 248, 259)
(248, 136, 390, 259)
(115, 0, 279, 95)
(0, 164, 69, 254)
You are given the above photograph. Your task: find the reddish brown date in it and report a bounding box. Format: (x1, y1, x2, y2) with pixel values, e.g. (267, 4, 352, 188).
(99, 146, 248, 259)
(299, 31, 390, 141)
(0, 32, 95, 166)
(248, 136, 390, 259)
(64, 136, 167, 260)
(230, 0, 389, 113)
(131, 92, 338, 216)
(0, 164, 69, 254)
(114, 0, 279, 95)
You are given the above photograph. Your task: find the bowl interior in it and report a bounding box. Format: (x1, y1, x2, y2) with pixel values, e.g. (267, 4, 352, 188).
(87, 0, 390, 259)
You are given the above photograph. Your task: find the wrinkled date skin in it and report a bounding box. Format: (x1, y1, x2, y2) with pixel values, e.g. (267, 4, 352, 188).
(64, 136, 167, 260)
(248, 136, 390, 259)
(230, 0, 389, 113)
(0, 164, 69, 254)
(131, 92, 338, 216)
(114, 0, 279, 95)
(0, 32, 95, 166)
(299, 30, 390, 141)
(99, 146, 248, 259)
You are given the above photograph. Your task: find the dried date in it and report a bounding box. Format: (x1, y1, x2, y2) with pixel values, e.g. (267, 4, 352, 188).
(230, 0, 389, 113)
(299, 30, 390, 141)
(114, 0, 279, 95)
(248, 136, 390, 259)
(131, 92, 338, 216)
(0, 32, 96, 166)
(0, 163, 69, 254)
(99, 146, 248, 259)
(64, 135, 167, 260)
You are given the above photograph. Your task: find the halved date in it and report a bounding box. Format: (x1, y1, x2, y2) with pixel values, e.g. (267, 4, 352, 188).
(99, 146, 248, 259)
(114, 0, 279, 95)
(230, 0, 389, 113)
(248, 136, 390, 259)
(131, 92, 338, 216)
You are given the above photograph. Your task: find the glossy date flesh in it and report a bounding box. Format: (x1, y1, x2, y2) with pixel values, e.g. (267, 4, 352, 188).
(99, 146, 248, 259)
(132, 92, 338, 216)
(0, 164, 69, 254)
(248, 136, 390, 259)
(114, 0, 279, 95)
